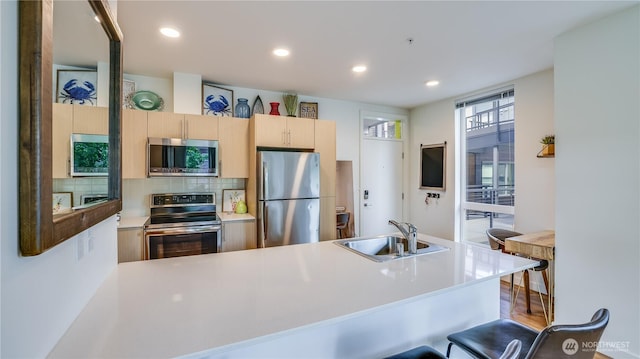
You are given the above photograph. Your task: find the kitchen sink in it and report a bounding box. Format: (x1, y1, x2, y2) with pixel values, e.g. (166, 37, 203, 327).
(334, 235, 449, 262)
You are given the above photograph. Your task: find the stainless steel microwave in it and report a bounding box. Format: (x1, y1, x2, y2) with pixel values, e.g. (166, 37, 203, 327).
(147, 137, 218, 177)
(70, 133, 109, 177)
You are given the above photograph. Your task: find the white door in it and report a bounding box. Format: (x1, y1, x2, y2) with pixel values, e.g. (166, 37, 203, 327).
(360, 138, 403, 237)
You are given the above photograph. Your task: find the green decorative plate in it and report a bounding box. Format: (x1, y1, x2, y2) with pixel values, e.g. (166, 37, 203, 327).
(130, 90, 164, 111)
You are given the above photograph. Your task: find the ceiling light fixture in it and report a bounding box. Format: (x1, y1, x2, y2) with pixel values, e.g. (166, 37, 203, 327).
(426, 80, 440, 87)
(94, 15, 100, 23)
(273, 48, 290, 57)
(160, 27, 180, 38)
(352, 65, 367, 73)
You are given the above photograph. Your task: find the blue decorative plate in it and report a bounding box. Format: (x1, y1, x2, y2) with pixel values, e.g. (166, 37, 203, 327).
(131, 90, 164, 111)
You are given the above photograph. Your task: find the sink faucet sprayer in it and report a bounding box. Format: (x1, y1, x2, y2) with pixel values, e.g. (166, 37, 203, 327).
(388, 220, 418, 255)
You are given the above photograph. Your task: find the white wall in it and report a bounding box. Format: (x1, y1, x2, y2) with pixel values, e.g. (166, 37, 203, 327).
(408, 69, 556, 240)
(555, 6, 639, 359)
(513, 70, 555, 233)
(1, 2, 119, 357)
(408, 98, 456, 239)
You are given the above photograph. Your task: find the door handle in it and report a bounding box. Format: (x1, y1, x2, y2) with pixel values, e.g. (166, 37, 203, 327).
(364, 203, 373, 207)
(262, 162, 268, 199)
(260, 202, 269, 248)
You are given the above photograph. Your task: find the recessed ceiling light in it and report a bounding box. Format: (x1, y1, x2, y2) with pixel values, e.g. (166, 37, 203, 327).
(273, 48, 290, 57)
(426, 80, 440, 87)
(94, 15, 100, 23)
(160, 27, 180, 38)
(352, 65, 367, 73)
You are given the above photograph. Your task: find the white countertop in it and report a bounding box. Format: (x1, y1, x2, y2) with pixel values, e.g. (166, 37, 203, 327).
(49, 233, 537, 358)
(116, 216, 149, 229)
(218, 212, 255, 221)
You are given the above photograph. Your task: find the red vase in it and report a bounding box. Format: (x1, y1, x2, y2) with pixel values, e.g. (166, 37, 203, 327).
(269, 102, 280, 116)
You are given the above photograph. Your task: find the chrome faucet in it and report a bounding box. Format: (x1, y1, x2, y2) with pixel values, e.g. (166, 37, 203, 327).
(388, 220, 418, 254)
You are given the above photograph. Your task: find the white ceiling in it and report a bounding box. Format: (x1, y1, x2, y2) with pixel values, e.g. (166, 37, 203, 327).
(57, 1, 638, 109)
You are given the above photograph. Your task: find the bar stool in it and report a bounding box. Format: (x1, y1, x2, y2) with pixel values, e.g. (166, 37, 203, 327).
(385, 339, 521, 359)
(486, 228, 549, 315)
(446, 309, 609, 359)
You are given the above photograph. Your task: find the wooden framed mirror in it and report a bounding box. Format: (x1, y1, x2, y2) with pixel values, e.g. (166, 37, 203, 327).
(19, 0, 123, 256)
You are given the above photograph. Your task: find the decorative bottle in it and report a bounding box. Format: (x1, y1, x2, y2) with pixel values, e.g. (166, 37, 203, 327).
(235, 98, 250, 119)
(269, 102, 280, 116)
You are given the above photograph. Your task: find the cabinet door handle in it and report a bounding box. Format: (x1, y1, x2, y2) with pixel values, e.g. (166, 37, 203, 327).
(288, 130, 291, 145)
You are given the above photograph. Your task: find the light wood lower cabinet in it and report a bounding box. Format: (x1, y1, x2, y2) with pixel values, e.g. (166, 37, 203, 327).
(222, 219, 256, 252)
(117, 227, 145, 263)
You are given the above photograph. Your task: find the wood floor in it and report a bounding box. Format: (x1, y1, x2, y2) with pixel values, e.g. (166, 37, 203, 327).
(500, 280, 610, 359)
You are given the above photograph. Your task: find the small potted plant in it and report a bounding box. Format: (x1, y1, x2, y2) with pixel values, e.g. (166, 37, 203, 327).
(283, 93, 298, 117)
(540, 135, 555, 156)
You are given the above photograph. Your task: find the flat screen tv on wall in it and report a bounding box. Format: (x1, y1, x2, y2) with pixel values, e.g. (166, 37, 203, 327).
(420, 143, 446, 190)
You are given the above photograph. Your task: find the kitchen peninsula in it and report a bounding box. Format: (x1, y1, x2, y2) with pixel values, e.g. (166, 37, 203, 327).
(49, 233, 538, 358)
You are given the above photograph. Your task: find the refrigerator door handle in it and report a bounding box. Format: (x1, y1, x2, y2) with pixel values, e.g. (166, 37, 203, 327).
(260, 202, 269, 248)
(262, 162, 268, 200)
(262, 202, 269, 247)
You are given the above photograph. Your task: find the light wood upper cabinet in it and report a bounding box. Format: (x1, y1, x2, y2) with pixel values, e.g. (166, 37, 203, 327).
(253, 114, 314, 149)
(315, 120, 337, 197)
(147, 112, 219, 140)
(288, 118, 316, 149)
(53, 104, 108, 178)
(72, 105, 108, 135)
(254, 114, 287, 147)
(52, 103, 73, 178)
(219, 117, 249, 178)
(184, 114, 218, 140)
(122, 109, 148, 179)
(147, 112, 185, 138)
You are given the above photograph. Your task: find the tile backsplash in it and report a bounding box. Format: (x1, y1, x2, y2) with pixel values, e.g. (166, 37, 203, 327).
(53, 177, 246, 217)
(53, 178, 108, 207)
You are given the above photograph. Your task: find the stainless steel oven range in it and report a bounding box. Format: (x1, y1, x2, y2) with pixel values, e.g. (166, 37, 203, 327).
(144, 193, 221, 260)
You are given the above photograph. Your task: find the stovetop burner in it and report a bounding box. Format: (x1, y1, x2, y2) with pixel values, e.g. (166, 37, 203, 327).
(147, 193, 220, 229)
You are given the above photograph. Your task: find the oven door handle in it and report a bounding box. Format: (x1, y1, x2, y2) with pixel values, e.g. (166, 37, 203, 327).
(144, 225, 221, 236)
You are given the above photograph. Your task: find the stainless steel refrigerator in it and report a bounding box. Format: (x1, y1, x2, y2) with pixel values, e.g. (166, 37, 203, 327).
(257, 151, 320, 248)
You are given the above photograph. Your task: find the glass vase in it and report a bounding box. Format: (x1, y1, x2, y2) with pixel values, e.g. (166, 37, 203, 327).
(235, 98, 250, 118)
(269, 102, 280, 116)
